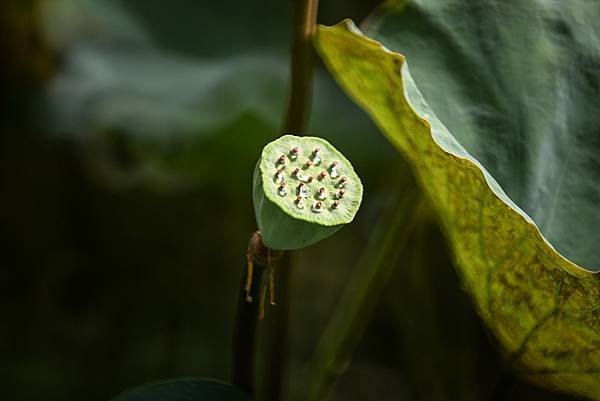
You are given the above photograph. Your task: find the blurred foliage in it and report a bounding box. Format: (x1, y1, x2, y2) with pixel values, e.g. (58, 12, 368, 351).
(0, 0, 55, 93)
(0, 1, 583, 401)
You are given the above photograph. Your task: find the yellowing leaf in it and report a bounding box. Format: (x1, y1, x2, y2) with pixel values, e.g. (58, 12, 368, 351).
(315, 19, 600, 400)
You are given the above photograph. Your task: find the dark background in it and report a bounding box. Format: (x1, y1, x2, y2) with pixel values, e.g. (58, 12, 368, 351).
(0, 1, 580, 400)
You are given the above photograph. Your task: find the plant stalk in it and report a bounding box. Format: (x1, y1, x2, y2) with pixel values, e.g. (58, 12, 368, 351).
(283, 0, 319, 134)
(232, 232, 269, 395)
(232, 0, 318, 398)
(302, 188, 426, 401)
(260, 1, 319, 401)
(260, 2, 320, 401)
(261, 251, 292, 401)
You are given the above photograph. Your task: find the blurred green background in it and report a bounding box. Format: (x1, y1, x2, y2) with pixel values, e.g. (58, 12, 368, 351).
(0, 1, 581, 400)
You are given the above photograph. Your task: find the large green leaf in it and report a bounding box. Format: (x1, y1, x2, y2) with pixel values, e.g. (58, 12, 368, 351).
(111, 378, 250, 401)
(315, 2, 600, 399)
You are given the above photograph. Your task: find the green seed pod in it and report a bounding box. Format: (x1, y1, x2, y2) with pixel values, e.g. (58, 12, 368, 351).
(253, 134, 363, 250)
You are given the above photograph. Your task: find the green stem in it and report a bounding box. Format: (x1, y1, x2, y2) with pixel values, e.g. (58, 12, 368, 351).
(302, 187, 426, 401)
(283, 0, 319, 134)
(231, 232, 268, 395)
(260, 1, 319, 401)
(261, 251, 292, 401)
(232, 0, 318, 398)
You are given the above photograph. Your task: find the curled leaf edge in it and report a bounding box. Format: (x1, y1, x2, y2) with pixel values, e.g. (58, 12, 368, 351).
(317, 19, 599, 277)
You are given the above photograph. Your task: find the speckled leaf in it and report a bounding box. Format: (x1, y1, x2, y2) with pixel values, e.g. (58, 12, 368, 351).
(315, 4, 600, 399)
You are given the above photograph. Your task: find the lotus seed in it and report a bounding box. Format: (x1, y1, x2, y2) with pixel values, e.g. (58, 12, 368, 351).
(290, 147, 300, 160)
(278, 183, 287, 196)
(291, 167, 300, 177)
(312, 201, 324, 213)
(277, 155, 286, 165)
(337, 189, 346, 199)
(312, 148, 322, 165)
(330, 162, 341, 178)
(304, 160, 313, 169)
(332, 200, 340, 209)
(295, 197, 305, 209)
(316, 187, 327, 200)
(297, 183, 309, 198)
(337, 177, 347, 188)
(274, 170, 285, 183)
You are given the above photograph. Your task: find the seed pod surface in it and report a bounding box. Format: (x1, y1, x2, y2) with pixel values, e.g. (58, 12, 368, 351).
(253, 134, 363, 250)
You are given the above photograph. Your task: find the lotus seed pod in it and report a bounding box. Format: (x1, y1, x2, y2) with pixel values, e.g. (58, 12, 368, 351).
(253, 134, 363, 250)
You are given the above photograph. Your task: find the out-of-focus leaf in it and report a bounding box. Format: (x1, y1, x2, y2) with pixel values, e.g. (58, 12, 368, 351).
(46, 49, 286, 140)
(1, 0, 55, 89)
(37, 0, 389, 189)
(315, 11, 600, 401)
(41, 0, 286, 140)
(111, 378, 250, 401)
